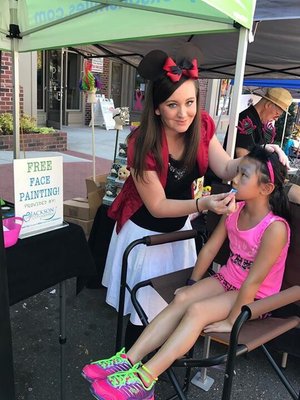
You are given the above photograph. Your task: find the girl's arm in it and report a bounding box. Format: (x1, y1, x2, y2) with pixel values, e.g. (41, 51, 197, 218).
(190, 215, 228, 281)
(204, 220, 289, 333)
(131, 169, 235, 218)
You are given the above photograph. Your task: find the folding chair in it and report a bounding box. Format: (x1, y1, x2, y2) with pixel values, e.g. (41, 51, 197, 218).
(126, 197, 300, 400)
(115, 229, 200, 352)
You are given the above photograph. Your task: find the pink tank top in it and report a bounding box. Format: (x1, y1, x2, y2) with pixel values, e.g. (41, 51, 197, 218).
(219, 201, 290, 299)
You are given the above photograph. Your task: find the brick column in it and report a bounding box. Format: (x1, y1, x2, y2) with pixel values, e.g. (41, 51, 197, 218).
(0, 51, 24, 115)
(199, 78, 208, 110)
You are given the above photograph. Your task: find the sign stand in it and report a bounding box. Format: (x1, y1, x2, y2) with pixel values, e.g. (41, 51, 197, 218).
(87, 90, 97, 180)
(91, 95, 115, 130)
(14, 156, 65, 239)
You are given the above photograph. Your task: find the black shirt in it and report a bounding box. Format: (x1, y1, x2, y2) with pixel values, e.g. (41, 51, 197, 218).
(130, 156, 199, 232)
(223, 105, 264, 157)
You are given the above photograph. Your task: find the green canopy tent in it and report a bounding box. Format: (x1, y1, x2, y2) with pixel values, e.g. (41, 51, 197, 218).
(0, 1, 255, 399)
(0, 0, 255, 159)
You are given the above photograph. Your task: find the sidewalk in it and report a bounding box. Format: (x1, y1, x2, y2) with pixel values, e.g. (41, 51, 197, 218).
(0, 125, 227, 203)
(0, 125, 130, 202)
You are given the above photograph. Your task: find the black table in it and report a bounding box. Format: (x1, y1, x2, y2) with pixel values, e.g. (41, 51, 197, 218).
(0, 222, 97, 400)
(88, 204, 115, 287)
(6, 223, 96, 305)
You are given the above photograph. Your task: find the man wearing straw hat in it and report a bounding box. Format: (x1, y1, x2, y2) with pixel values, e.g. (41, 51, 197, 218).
(223, 87, 293, 158)
(205, 87, 293, 186)
(222, 86, 300, 202)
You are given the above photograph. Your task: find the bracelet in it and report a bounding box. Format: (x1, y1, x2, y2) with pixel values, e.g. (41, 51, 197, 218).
(186, 278, 197, 286)
(195, 197, 201, 213)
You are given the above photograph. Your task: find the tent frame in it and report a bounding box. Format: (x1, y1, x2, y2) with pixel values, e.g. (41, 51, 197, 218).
(1, 2, 254, 399)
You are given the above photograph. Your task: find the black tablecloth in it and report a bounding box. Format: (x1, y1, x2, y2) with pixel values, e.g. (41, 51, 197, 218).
(88, 204, 115, 286)
(6, 222, 97, 305)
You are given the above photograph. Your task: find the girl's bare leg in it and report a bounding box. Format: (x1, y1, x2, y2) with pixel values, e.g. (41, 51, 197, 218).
(144, 290, 239, 377)
(127, 277, 225, 364)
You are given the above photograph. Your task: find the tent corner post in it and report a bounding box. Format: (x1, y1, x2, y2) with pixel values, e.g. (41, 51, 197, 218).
(226, 27, 249, 159)
(12, 39, 20, 159)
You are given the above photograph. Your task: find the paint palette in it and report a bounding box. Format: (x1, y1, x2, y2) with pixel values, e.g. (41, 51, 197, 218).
(0, 200, 15, 219)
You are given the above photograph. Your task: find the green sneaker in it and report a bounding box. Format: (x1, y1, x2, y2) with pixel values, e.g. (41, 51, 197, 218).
(90, 363, 156, 400)
(82, 348, 132, 382)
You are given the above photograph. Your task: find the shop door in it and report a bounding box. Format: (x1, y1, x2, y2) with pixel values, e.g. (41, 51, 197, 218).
(46, 49, 67, 129)
(111, 62, 122, 108)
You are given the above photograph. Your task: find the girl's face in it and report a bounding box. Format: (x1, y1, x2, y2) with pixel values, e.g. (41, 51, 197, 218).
(232, 158, 263, 200)
(155, 79, 197, 134)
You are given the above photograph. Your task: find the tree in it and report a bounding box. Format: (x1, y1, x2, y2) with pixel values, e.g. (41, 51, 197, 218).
(275, 102, 298, 143)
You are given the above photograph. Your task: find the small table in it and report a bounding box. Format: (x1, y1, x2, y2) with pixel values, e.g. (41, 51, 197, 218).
(1, 223, 96, 400)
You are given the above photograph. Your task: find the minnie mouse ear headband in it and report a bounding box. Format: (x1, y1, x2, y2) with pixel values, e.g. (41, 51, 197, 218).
(137, 49, 199, 83)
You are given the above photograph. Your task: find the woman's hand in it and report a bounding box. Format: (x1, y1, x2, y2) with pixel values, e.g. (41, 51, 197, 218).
(201, 192, 236, 215)
(203, 318, 233, 333)
(265, 144, 290, 167)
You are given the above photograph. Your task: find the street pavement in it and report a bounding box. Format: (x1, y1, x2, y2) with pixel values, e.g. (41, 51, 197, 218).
(4, 125, 300, 399)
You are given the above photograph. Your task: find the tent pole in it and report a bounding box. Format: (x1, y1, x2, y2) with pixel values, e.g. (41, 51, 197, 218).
(215, 81, 232, 134)
(0, 208, 16, 400)
(9, 0, 21, 159)
(225, 27, 249, 158)
(280, 111, 289, 148)
(59, 49, 64, 131)
(12, 40, 20, 159)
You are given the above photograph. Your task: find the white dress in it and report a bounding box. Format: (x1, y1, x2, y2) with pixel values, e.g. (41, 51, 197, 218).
(102, 218, 197, 325)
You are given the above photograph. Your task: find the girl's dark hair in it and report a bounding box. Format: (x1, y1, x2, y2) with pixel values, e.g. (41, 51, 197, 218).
(246, 145, 290, 221)
(127, 75, 200, 180)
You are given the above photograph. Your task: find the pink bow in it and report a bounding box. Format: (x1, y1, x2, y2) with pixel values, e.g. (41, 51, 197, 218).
(163, 57, 198, 83)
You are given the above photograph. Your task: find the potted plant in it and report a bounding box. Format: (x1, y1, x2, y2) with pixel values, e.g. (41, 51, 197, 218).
(0, 113, 66, 151)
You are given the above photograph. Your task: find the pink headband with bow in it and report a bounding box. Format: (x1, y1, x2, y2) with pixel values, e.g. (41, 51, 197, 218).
(266, 160, 274, 184)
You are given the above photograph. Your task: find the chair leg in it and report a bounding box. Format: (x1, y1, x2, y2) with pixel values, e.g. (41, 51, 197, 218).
(166, 368, 187, 400)
(191, 336, 214, 391)
(261, 345, 298, 400)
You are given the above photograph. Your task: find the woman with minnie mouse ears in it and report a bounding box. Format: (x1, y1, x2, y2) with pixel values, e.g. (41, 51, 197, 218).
(87, 45, 290, 358)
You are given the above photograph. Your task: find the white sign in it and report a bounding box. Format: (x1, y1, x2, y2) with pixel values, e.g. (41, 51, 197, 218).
(91, 95, 115, 130)
(91, 58, 104, 73)
(13, 156, 64, 238)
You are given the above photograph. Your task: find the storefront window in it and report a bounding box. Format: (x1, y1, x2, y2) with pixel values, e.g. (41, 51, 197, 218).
(66, 52, 80, 110)
(37, 51, 44, 110)
(132, 72, 146, 112)
(216, 79, 232, 116)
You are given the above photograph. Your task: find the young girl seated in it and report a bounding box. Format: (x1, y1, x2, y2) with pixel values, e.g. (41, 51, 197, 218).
(83, 145, 291, 400)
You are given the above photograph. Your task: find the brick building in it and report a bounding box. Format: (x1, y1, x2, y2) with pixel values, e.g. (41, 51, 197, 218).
(0, 49, 229, 132)
(0, 52, 24, 114)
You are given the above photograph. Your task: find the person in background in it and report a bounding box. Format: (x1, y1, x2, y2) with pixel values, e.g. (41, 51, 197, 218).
(223, 87, 293, 158)
(84, 146, 290, 400)
(100, 47, 289, 349)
